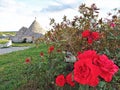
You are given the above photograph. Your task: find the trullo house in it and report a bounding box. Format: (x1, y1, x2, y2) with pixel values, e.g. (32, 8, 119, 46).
(11, 18, 45, 43)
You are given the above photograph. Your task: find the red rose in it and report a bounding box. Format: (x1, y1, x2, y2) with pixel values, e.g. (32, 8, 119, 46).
(82, 30, 100, 44)
(74, 58, 100, 87)
(92, 32, 100, 40)
(77, 51, 82, 59)
(82, 30, 90, 38)
(74, 50, 119, 86)
(40, 52, 44, 57)
(77, 51, 81, 56)
(66, 73, 75, 87)
(55, 74, 66, 87)
(77, 50, 98, 60)
(74, 50, 100, 87)
(48, 46, 54, 53)
(110, 22, 116, 28)
(25, 58, 30, 63)
(87, 38, 93, 44)
(93, 54, 119, 82)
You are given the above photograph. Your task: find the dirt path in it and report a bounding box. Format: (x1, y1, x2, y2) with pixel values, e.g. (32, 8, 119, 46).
(0, 47, 30, 55)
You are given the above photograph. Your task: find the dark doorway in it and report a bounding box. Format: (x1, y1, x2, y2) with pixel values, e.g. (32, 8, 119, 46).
(22, 38, 27, 43)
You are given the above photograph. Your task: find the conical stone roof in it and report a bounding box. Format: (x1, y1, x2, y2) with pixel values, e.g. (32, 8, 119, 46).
(16, 26, 28, 36)
(11, 18, 45, 43)
(28, 19, 45, 34)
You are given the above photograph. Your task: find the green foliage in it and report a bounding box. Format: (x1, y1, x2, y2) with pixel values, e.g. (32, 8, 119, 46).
(19, 45, 76, 90)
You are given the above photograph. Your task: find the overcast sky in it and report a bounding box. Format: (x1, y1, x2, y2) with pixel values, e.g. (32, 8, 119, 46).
(0, 0, 120, 32)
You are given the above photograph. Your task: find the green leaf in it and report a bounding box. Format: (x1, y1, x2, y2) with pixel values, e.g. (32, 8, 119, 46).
(98, 81, 106, 88)
(104, 48, 110, 56)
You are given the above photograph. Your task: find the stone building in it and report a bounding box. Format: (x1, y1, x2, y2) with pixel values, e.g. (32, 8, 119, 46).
(11, 18, 45, 43)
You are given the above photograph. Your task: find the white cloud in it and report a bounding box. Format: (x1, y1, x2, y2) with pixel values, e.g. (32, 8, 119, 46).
(56, 0, 79, 4)
(60, 0, 75, 4)
(83, 0, 120, 8)
(0, 0, 25, 12)
(0, 0, 80, 31)
(0, 0, 37, 31)
(49, 1, 61, 6)
(0, 0, 120, 31)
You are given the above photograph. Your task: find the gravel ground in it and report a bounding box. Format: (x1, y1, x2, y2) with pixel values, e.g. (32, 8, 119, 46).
(0, 47, 30, 55)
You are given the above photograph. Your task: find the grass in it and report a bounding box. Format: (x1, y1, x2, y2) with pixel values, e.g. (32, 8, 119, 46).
(12, 43, 34, 47)
(0, 31, 16, 36)
(0, 39, 9, 44)
(0, 43, 48, 90)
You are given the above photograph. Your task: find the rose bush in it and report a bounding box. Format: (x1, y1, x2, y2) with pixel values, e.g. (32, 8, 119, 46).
(22, 3, 120, 90)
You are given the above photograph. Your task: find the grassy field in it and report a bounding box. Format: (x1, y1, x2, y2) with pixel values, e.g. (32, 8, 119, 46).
(0, 43, 48, 90)
(12, 43, 34, 47)
(0, 31, 16, 36)
(0, 39, 9, 44)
